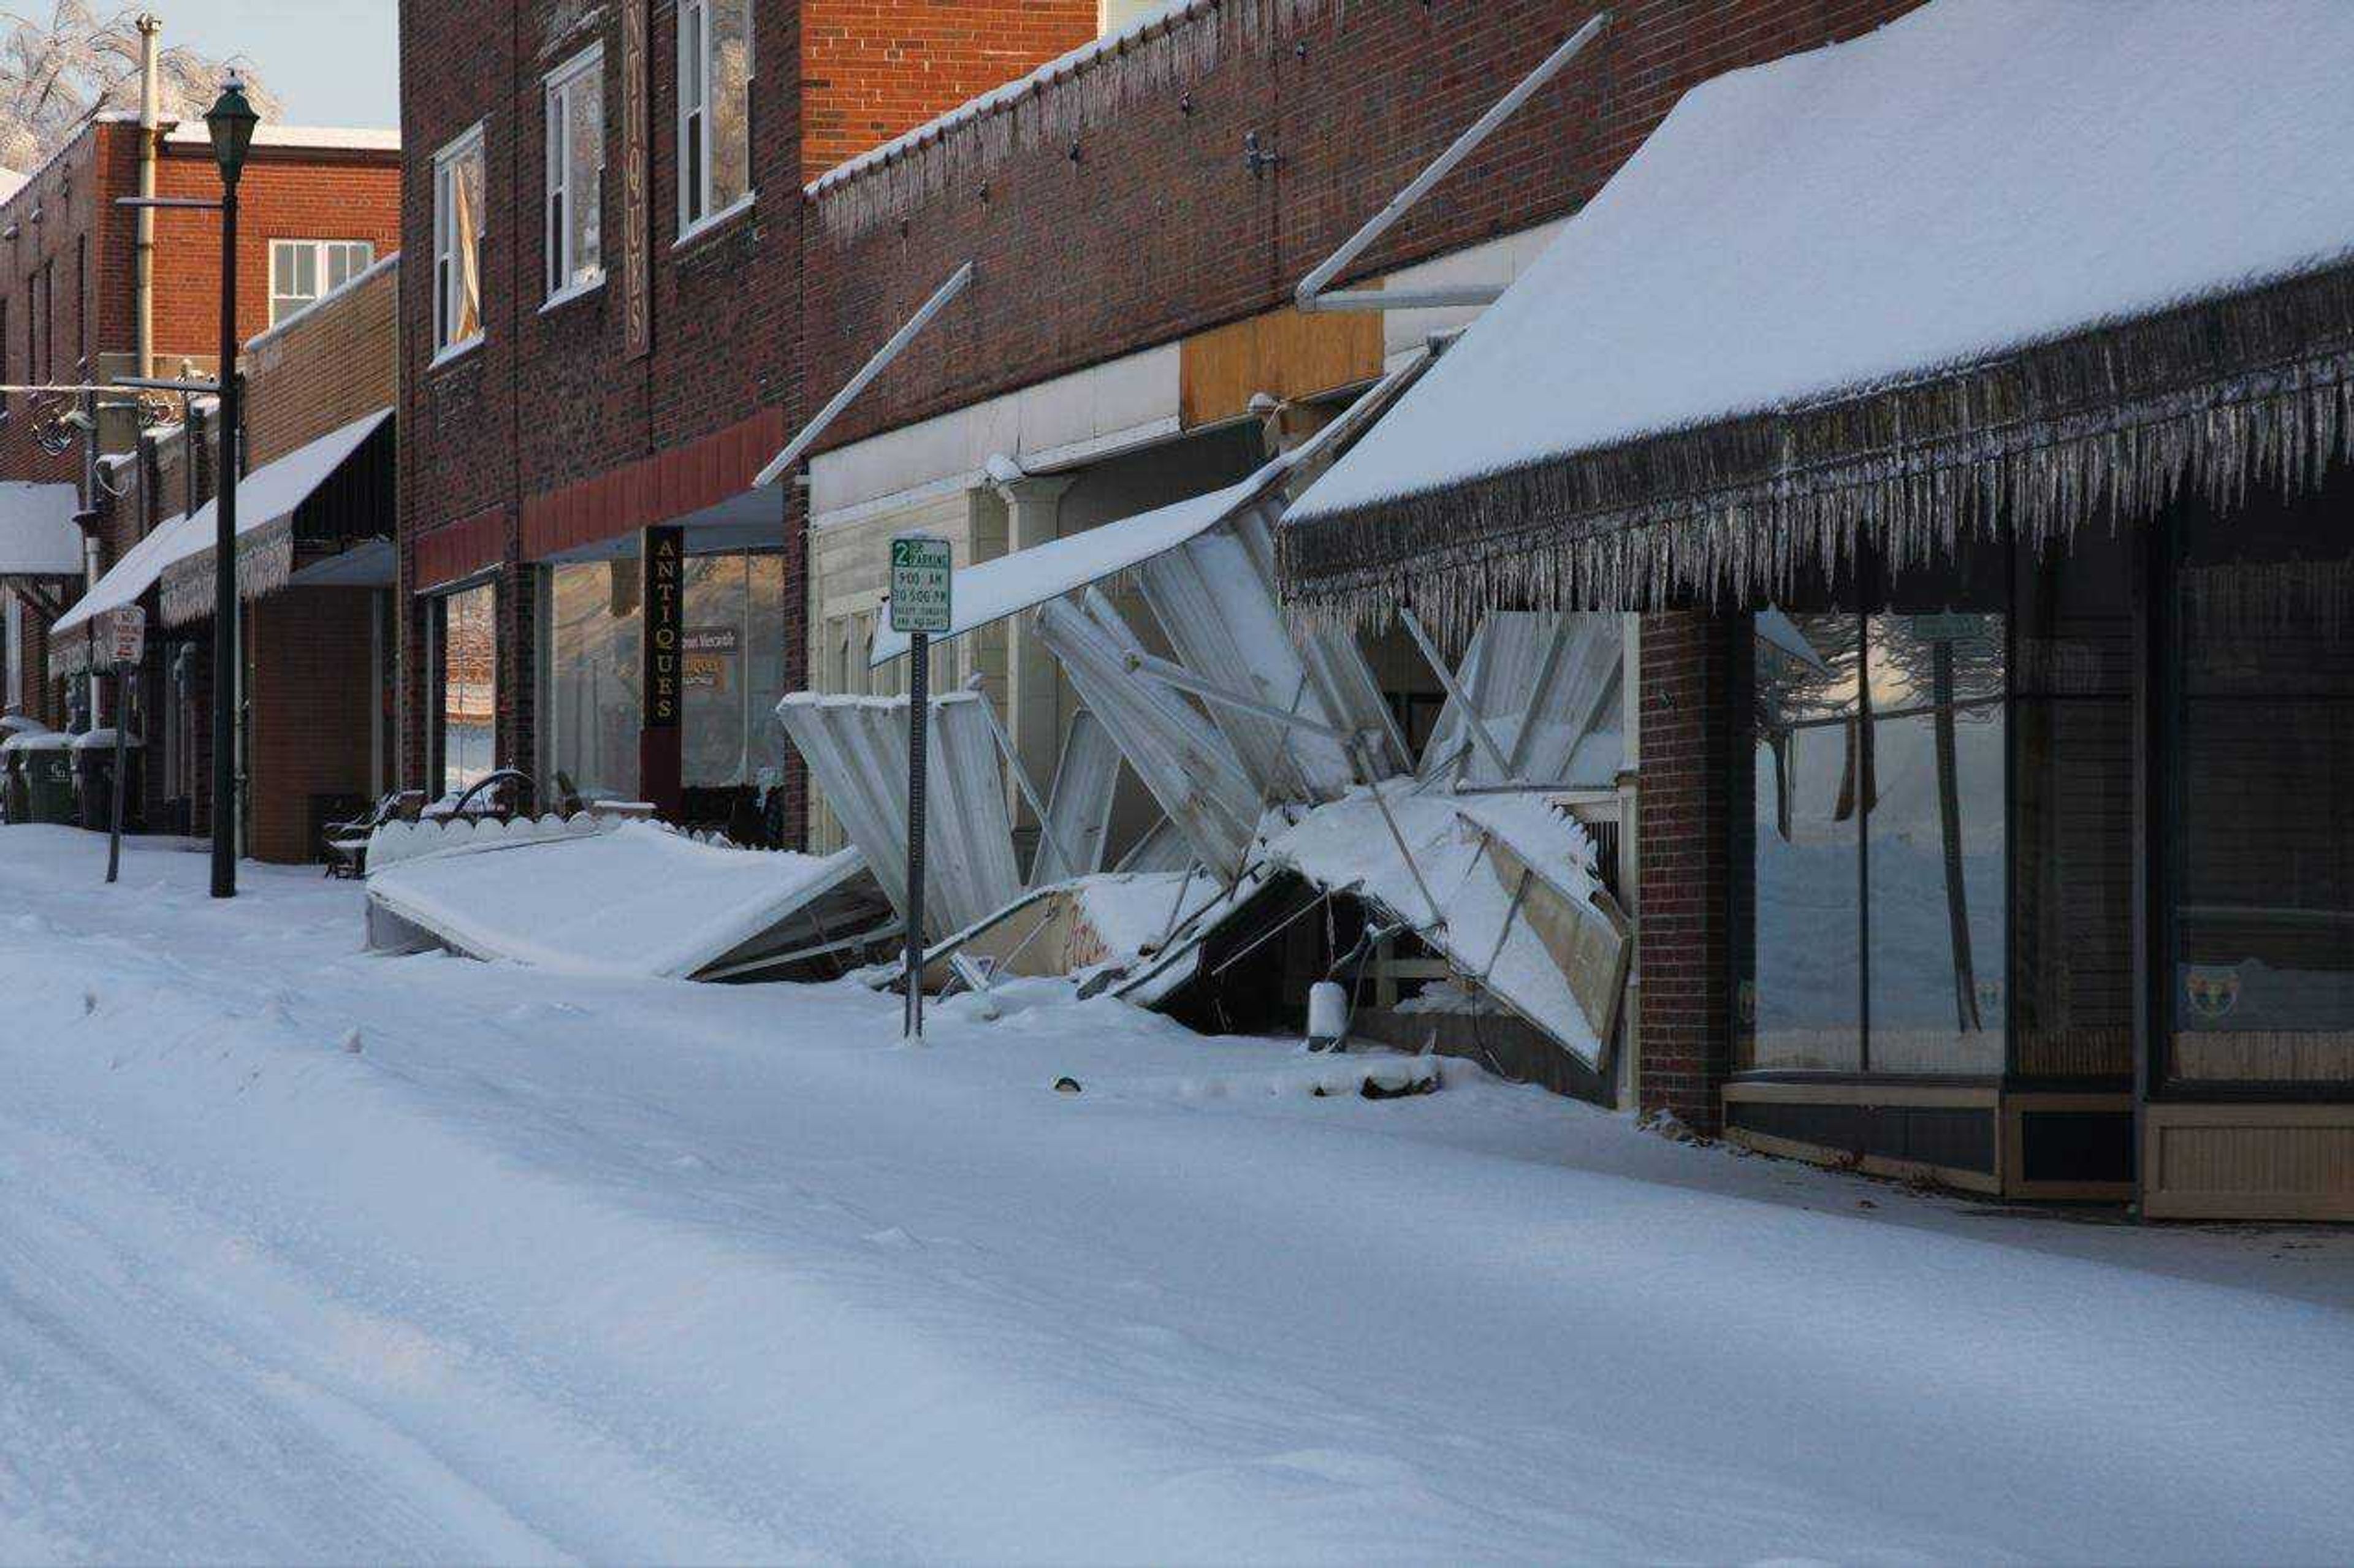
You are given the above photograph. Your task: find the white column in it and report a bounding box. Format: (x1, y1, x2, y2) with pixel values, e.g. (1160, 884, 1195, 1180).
(999, 474, 1074, 831)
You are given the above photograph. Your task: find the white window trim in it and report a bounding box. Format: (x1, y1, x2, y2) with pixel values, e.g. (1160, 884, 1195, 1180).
(269, 237, 376, 324)
(433, 122, 487, 359)
(676, 0, 753, 237)
(544, 42, 605, 305)
(672, 189, 756, 252)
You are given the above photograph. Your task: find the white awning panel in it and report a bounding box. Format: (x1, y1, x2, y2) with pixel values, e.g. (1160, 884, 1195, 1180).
(872, 346, 1433, 667)
(0, 483, 82, 578)
(55, 407, 391, 639)
(1289, 0, 2354, 523)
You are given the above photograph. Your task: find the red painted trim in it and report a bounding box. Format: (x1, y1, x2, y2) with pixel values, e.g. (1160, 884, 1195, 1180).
(519, 408, 789, 561)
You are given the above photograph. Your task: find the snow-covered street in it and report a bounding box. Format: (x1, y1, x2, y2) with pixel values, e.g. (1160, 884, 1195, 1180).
(1, 824, 2350, 1564)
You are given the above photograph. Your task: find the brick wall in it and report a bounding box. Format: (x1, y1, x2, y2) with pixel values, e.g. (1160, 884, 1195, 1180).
(1637, 611, 1742, 1134)
(802, 0, 1921, 454)
(799, 0, 1097, 179)
(244, 256, 399, 466)
(246, 587, 380, 862)
(395, 0, 1092, 810)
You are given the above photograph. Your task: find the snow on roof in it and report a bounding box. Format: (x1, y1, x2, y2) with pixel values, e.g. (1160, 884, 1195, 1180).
(53, 408, 389, 638)
(0, 169, 26, 205)
(161, 123, 399, 153)
(0, 482, 85, 577)
(1289, 0, 2354, 524)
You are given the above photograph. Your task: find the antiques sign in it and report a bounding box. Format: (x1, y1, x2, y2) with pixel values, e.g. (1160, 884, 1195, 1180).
(619, 0, 651, 360)
(642, 526, 684, 727)
(683, 625, 739, 691)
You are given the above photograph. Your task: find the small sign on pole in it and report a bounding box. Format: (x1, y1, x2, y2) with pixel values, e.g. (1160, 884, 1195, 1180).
(889, 534, 953, 1040)
(102, 604, 144, 886)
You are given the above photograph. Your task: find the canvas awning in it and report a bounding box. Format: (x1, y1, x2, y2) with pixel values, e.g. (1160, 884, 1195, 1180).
(0, 482, 83, 586)
(50, 409, 392, 674)
(871, 345, 1433, 666)
(1280, 0, 2354, 633)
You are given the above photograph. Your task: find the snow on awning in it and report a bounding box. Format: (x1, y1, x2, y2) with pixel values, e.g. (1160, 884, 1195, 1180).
(156, 408, 393, 627)
(51, 409, 390, 666)
(0, 483, 83, 580)
(871, 346, 1431, 667)
(1282, 0, 2354, 630)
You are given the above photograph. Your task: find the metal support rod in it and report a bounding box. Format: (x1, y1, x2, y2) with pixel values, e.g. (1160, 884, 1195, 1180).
(105, 680, 128, 884)
(1353, 746, 1448, 932)
(115, 195, 225, 210)
(968, 680, 1087, 885)
(1209, 882, 1346, 981)
(1121, 650, 1355, 744)
(1400, 609, 1518, 782)
(756, 262, 974, 487)
(210, 175, 239, 899)
(902, 631, 930, 1038)
(1295, 12, 1608, 312)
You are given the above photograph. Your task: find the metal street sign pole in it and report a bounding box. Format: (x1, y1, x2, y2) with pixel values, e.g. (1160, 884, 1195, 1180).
(889, 533, 953, 1041)
(904, 630, 929, 1040)
(102, 604, 144, 886)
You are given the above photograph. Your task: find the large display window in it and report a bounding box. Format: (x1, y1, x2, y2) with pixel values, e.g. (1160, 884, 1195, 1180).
(538, 552, 788, 803)
(2168, 483, 2354, 1089)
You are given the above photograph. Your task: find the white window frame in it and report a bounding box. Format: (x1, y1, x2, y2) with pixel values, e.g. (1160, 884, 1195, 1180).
(544, 43, 605, 305)
(432, 123, 487, 361)
(676, 0, 753, 241)
(269, 238, 376, 324)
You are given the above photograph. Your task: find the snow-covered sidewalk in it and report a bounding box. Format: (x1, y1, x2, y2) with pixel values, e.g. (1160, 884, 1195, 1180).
(1, 824, 2349, 1564)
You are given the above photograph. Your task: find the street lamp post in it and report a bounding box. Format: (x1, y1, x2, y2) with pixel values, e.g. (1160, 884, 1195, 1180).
(204, 78, 256, 899)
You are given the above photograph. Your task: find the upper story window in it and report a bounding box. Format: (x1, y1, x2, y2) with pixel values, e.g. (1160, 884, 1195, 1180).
(433, 124, 488, 358)
(677, 0, 752, 236)
(270, 239, 376, 324)
(545, 44, 605, 301)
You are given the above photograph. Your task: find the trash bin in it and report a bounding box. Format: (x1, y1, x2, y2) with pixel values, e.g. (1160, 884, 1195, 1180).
(0, 729, 53, 823)
(18, 733, 78, 824)
(72, 730, 143, 832)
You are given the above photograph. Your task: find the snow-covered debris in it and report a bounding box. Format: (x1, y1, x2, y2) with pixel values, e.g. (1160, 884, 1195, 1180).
(364, 821, 883, 980)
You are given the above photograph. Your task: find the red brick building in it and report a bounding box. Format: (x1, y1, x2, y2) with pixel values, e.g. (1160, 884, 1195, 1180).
(1, 113, 399, 749)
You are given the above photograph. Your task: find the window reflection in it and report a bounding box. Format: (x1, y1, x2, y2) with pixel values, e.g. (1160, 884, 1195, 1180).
(440, 582, 497, 796)
(1744, 611, 1862, 1071)
(1865, 611, 2005, 1074)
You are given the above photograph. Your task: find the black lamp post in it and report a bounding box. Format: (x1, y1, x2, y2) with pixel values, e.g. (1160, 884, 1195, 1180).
(205, 77, 256, 899)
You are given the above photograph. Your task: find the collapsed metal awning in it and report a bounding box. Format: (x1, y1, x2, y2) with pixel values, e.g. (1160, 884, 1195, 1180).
(364, 819, 892, 981)
(1279, 0, 2354, 629)
(867, 344, 1435, 669)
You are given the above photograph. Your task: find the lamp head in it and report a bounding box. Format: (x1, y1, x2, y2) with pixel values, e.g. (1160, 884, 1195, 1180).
(205, 76, 259, 183)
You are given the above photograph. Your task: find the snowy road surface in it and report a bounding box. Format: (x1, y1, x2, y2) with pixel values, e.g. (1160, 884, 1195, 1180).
(0, 826, 2349, 1564)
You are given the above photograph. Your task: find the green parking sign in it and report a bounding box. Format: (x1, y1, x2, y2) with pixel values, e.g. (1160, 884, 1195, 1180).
(889, 534, 953, 634)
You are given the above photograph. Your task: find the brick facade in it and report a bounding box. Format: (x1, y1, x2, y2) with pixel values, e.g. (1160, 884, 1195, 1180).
(0, 117, 398, 734)
(799, 0, 1096, 178)
(1637, 611, 1743, 1133)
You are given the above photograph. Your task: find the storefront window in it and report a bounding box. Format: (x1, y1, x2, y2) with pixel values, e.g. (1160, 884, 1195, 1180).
(1744, 611, 1864, 1071)
(540, 552, 787, 802)
(2012, 530, 2135, 1079)
(683, 552, 788, 787)
(440, 582, 497, 796)
(1864, 610, 2005, 1074)
(543, 561, 642, 801)
(2171, 484, 2354, 1087)
(1739, 554, 2008, 1076)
